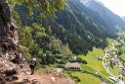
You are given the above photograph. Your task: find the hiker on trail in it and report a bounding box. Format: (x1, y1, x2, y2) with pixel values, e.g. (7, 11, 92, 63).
(29, 58, 36, 75)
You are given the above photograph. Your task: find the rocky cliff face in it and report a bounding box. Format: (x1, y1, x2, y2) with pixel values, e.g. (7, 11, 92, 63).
(0, 0, 23, 83)
(0, 0, 22, 65)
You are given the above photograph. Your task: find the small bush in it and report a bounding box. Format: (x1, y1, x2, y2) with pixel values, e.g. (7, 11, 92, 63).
(55, 54, 63, 59)
(82, 60, 87, 64)
(68, 57, 87, 64)
(72, 76, 81, 83)
(56, 64, 65, 69)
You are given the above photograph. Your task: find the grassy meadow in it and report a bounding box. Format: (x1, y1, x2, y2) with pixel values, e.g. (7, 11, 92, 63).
(71, 47, 112, 84)
(70, 38, 122, 84)
(79, 47, 105, 71)
(72, 72, 101, 84)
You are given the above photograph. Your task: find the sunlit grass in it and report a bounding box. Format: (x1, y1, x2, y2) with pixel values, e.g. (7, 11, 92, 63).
(79, 47, 105, 71)
(81, 64, 96, 73)
(72, 72, 101, 84)
(79, 47, 111, 81)
(100, 70, 110, 77)
(109, 66, 121, 76)
(120, 54, 125, 60)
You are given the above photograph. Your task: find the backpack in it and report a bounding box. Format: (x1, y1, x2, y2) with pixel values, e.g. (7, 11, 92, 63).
(30, 60, 36, 66)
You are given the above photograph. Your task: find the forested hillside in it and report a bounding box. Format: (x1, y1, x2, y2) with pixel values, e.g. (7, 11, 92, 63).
(16, 0, 116, 61)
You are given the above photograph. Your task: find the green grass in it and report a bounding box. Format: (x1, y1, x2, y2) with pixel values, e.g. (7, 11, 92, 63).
(80, 64, 112, 82)
(71, 38, 121, 83)
(109, 66, 120, 76)
(120, 54, 125, 60)
(100, 70, 111, 77)
(79, 47, 105, 71)
(106, 38, 113, 49)
(105, 38, 119, 50)
(72, 72, 101, 84)
(81, 64, 111, 81)
(78, 47, 112, 82)
(81, 64, 96, 73)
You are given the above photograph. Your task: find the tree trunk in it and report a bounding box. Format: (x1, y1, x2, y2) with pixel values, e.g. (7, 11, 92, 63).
(0, 0, 23, 64)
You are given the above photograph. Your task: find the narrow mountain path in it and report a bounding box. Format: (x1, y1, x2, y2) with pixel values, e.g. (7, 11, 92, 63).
(16, 71, 74, 84)
(14, 65, 75, 84)
(0, 63, 74, 84)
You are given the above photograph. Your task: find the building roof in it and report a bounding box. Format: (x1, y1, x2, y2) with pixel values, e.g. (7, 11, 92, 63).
(65, 62, 80, 68)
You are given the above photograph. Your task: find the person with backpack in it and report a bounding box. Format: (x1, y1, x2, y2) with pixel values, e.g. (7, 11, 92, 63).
(29, 58, 36, 75)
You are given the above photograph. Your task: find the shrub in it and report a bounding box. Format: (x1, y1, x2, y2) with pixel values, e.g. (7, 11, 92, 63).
(56, 64, 66, 69)
(68, 57, 87, 64)
(55, 54, 63, 59)
(72, 76, 81, 83)
(82, 59, 87, 64)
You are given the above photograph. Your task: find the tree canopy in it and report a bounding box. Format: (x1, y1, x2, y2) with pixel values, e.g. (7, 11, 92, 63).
(9, 0, 67, 19)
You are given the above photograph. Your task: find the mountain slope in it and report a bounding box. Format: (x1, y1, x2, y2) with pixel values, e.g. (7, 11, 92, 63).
(53, 0, 113, 54)
(73, 0, 109, 31)
(16, 0, 115, 55)
(80, 0, 125, 31)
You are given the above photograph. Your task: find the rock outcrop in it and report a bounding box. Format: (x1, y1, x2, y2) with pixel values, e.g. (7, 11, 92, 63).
(0, 0, 23, 65)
